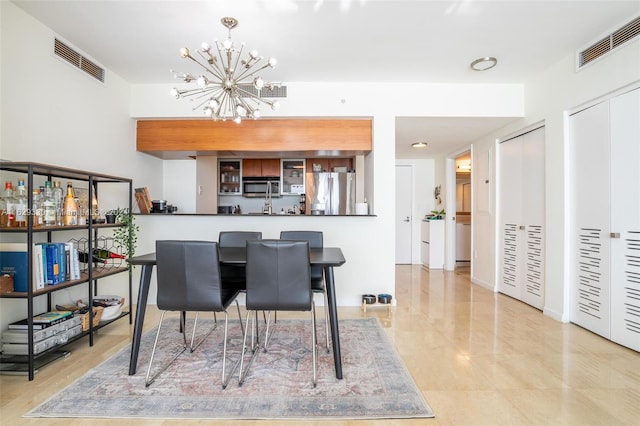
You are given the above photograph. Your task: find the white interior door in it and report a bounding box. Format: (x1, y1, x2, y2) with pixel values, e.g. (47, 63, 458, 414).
(498, 136, 524, 300)
(497, 127, 545, 307)
(395, 165, 412, 264)
(521, 128, 545, 309)
(610, 88, 640, 350)
(570, 101, 611, 338)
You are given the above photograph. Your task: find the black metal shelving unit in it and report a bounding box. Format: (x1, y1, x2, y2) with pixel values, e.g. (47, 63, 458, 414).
(0, 162, 133, 380)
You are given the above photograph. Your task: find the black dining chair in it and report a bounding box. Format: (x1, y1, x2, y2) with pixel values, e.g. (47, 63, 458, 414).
(280, 230, 330, 353)
(238, 239, 318, 387)
(218, 231, 263, 292)
(146, 240, 242, 388)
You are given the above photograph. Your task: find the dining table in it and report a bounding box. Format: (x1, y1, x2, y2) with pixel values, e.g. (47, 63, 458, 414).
(126, 246, 347, 379)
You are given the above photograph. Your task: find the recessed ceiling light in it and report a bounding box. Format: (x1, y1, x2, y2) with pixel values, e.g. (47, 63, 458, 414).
(412, 142, 427, 148)
(470, 56, 497, 71)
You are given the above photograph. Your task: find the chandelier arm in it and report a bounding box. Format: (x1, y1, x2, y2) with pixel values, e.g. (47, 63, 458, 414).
(231, 43, 245, 79)
(184, 54, 225, 82)
(195, 50, 226, 81)
(234, 62, 273, 83)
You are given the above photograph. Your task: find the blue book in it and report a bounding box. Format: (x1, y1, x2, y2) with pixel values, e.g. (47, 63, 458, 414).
(44, 244, 59, 285)
(0, 243, 28, 293)
(55, 242, 66, 283)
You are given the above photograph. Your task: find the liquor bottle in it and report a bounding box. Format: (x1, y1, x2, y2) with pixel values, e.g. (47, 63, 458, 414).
(92, 248, 126, 260)
(77, 251, 107, 264)
(62, 182, 78, 226)
(1, 181, 16, 227)
(32, 188, 43, 227)
(14, 179, 28, 227)
(42, 181, 57, 226)
(52, 181, 64, 226)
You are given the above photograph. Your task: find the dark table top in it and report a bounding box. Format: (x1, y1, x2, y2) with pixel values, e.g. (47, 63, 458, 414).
(128, 247, 346, 267)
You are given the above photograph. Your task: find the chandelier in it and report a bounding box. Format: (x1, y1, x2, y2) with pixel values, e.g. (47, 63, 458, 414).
(170, 17, 280, 123)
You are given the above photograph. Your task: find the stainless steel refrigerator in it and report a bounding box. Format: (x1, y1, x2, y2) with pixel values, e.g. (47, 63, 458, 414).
(306, 172, 356, 215)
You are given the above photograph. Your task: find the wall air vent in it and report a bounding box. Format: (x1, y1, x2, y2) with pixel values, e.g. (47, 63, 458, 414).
(54, 38, 105, 83)
(578, 16, 640, 68)
(238, 84, 287, 98)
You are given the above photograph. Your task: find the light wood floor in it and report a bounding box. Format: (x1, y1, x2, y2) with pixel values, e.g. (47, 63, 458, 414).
(1, 265, 639, 425)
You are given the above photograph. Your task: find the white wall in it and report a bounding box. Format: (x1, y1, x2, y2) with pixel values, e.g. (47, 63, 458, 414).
(465, 37, 640, 321)
(0, 2, 162, 326)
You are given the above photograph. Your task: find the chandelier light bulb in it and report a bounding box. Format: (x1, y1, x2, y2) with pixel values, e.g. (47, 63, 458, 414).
(201, 42, 211, 52)
(233, 116, 242, 124)
(197, 76, 207, 87)
(222, 39, 233, 50)
(271, 101, 280, 110)
(254, 77, 264, 89)
(179, 47, 190, 58)
(268, 58, 277, 68)
(169, 88, 179, 98)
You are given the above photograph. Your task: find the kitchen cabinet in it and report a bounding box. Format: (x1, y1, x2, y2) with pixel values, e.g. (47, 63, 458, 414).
(242, 159, 280, 177)
(0, 162, 133, 380)
(281, 159, 305, 195)
(219, 159, 241, 195)
(421, 220, 444, 269)
(305, 158, 353, 173)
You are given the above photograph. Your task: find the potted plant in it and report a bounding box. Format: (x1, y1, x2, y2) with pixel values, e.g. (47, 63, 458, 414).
(111, 207, 139, 265)
(430, 209, 446, 220)
(104, 210, 117, 224)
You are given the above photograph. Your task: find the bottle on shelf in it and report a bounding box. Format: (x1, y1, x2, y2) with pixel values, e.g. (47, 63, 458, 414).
(52, 181, 64, 226)
(14, 179, 28, 227)
(62, 182, 78, 226)
(77, 251, 107, 264)
(1, 181, 16, 228)
(92, 248, 126, 260)
(32, 188, 43, 227)
(42, 181, 57, 226)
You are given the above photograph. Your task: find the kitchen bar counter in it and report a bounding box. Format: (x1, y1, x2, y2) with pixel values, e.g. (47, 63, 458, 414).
(135, 213, 376, 217)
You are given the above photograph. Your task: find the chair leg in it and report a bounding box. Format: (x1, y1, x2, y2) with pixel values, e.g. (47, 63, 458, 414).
(187, 311, 219, 353)
(235, 299, 244, 336)
(311, 301, 318, 387)
(145, 311, 187, 387)
(238, 310, 260, 386)
(322, 290, 331, 353)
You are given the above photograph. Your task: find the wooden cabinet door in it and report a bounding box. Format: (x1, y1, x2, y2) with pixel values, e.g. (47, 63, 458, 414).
(261, 159, 280, 177)
(242, 159, 262, 177)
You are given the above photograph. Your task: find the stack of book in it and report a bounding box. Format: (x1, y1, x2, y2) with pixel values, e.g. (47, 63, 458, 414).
(2, 311, 82, 355)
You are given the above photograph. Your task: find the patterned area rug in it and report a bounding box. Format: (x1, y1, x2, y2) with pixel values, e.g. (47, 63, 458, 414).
(27, 317, 433, 420)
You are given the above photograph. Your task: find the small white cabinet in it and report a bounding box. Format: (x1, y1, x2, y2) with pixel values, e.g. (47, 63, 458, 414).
(421, 220, 444, 269)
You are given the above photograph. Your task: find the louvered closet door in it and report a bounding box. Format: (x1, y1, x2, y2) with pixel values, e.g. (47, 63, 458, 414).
(570, 101, 611, 338)
(610, 89, 640, 350)
(520, 129, 545, 309)
(497, 127, 545, 308)
(498, 135, 524, 300)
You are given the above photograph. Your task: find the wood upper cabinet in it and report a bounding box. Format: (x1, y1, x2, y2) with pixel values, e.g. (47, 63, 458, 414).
(306, 158, 353, 173)
(136, 119, 372, 159)
(242, 159, 280, 177)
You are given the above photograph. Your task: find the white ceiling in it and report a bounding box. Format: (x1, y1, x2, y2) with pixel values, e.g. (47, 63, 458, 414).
(11, 0, 640, 158)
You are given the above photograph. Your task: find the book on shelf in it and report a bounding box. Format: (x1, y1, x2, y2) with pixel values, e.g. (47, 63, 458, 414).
(32, 311, 73, 324)
(0, 243, 28, 293)
(134, 187, 153, 214)
(7, 311, 73, 330)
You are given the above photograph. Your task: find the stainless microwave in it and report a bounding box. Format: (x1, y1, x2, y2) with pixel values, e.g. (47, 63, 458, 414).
(242, 177, 281, 198)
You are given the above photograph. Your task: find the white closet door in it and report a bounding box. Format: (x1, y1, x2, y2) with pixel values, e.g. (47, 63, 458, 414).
(570, 101, 611, 338)
(497, 127, 545, 307)
(498, 136, 524, 300)
(521, 128, 545, 309)
(610, 88, 640, 350)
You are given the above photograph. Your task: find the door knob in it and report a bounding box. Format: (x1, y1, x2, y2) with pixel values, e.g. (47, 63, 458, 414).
(610, 232, 620, 238)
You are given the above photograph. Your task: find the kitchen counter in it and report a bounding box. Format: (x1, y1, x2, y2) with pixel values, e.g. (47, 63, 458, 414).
(137, 213, 376, 217)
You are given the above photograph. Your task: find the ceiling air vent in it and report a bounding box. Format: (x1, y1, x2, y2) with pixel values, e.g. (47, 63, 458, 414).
(578, 16, 640, 68)
(54, 38, 105, 83)
(238, 84, 287, 98)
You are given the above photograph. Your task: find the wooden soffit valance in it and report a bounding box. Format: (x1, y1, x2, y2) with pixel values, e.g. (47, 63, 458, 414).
(136, 118, 372, 159)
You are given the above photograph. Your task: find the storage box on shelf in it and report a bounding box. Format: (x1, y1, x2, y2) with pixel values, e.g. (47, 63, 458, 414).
(0, 162, 133, 380)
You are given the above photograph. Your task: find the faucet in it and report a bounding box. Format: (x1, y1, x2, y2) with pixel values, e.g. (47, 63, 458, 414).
(263, 180, 272, 215)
